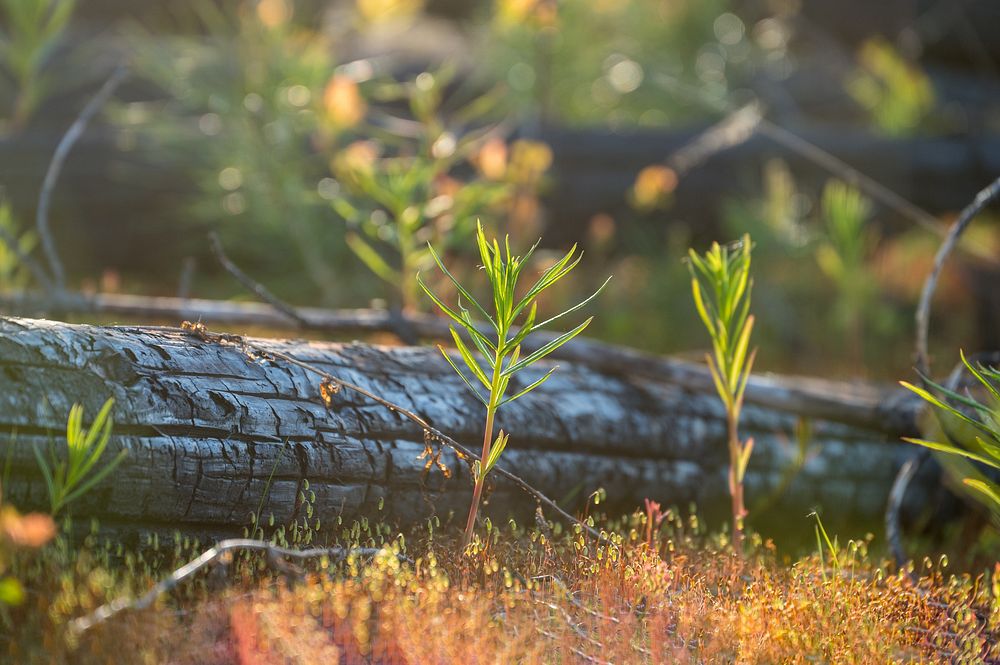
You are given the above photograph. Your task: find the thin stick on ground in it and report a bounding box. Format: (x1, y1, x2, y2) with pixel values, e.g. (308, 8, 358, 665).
(69, 539, 387, 636)
(36, 64, 128, 292)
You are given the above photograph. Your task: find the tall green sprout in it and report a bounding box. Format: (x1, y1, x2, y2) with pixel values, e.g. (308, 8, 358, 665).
(688, 234, 756, 555)
(419, 222, 609, 547)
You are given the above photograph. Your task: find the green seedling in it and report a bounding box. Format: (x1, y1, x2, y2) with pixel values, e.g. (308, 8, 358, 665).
(901, 352, 1000, 517)
(33, 398, 126, 516)
(419, 221, 609, 547)
(688, 234, 756, 556)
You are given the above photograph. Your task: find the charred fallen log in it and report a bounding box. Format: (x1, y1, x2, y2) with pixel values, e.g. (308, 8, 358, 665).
(0, 317, 919, 543)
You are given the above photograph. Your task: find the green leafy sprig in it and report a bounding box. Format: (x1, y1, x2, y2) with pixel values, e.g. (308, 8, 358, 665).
(419, 221, 609, 546)
(901, 352, 1000, 514)
(688, 234, 756, 555)
(33, 398, 126, 516)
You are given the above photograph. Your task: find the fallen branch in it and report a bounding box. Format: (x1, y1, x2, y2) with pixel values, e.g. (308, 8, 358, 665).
(0, 318, 906, 544)
(0, 290, 917, 436)
(69, 539, 386, 636)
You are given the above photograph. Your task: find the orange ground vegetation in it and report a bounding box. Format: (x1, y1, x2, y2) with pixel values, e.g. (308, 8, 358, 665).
(5, 512, 1000, 664)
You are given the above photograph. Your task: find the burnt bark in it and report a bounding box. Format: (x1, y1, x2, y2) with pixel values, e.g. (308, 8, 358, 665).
(0, 317, 917, 542)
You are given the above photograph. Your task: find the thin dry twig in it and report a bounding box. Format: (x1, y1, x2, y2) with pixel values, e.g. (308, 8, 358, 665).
(208, 232, 309, 327)
(37, 64, 128, 292)
(654, 72, 999, 267)
(668, 103, 763, 175)
(209, 234, 420, 344)
(70, 539, 387, 636)
(914, 175, 1000, 377)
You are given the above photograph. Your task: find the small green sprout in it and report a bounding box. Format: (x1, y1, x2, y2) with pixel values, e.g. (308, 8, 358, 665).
(419, 221, 609, 547)
(33, 398, 126, 516)
(688, 234, 756, 556)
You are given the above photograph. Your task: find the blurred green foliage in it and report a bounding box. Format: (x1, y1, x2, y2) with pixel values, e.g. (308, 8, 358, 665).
(482, 0, 767, 127)
(0, 0, 75, 133)
(0, 201, 35, 291)
(847, 38, 934, 137)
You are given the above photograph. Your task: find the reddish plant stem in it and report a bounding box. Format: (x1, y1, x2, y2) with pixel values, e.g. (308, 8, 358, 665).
(463, 405, 496, 547)
(727, 411, 746, 557)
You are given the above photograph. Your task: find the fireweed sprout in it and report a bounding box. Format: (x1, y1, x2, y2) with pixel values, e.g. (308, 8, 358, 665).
(418, 222, 609, 547)
(688, 234, 756, 556)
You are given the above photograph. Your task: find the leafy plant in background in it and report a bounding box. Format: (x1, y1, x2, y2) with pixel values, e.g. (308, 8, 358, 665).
(419, 222, 608, 546)
(0, 201, 36, 291)
(846, 37, 934, 137)
(32, 398, 125, 516)
(816, 179, 883, 367)
(330, 67, 548, 310)
(901, 354, 1000, 519)
(688, 234, 756, 555)
(123, 0, 357, 302)
(484, 0, 790, 128)
(0, 0, 75, 133)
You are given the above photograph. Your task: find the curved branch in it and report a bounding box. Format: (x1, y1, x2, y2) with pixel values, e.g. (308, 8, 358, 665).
(36, 65, 128, 292)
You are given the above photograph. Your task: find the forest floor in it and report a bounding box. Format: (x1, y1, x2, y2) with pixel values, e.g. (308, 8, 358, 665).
(5, 509, 999, 664)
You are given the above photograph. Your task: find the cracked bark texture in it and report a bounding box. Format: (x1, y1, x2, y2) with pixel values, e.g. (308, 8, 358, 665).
(0, 317, 914, 543)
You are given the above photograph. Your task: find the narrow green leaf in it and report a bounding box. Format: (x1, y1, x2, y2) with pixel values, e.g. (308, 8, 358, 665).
(61, 449, 128, 507)
(900, 381, 997, 440)
(346, 233, 400, 286)
(418, 273, 496, 351)
(503, 317, 592, 376)
(32, 443, 57, 514)
(962, 478, 1000, 511)
(438, 345, 488, 406)
(450, 327, 491, 389)
(500, 367, 557, 406)
(963, 351, 1000, 405)
(902, 437, 1000, 470)
(690, 278, 715, 336)
(427, 243, 497, 331)
(534, 275, 612, 331)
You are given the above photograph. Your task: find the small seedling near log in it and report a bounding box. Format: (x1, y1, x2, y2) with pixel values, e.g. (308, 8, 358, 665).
(687, 234, 756, 556)
(419, 221, 609, 547)
(32, 398, 126, 516)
